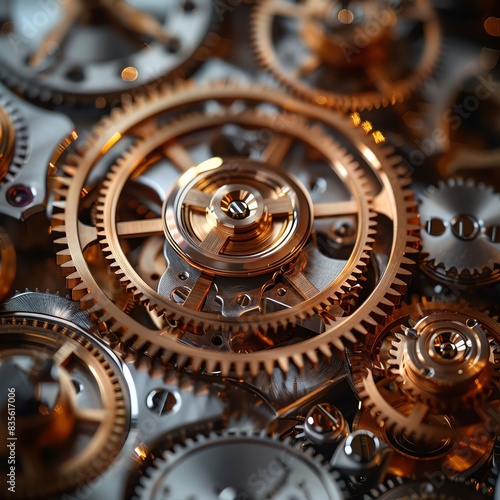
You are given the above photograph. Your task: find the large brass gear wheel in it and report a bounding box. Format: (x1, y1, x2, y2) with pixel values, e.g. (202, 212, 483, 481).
(352, 297, 500, 439)
(0, 291, 130, 499)
(51, 81, 418, 376)
(94, 107, 375, 336)
(251, 0, 441, 111)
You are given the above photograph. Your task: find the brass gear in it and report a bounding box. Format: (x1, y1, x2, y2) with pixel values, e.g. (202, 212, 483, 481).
(251, 0, 441, 111)
(94, 107, 375, 336)
(419, 178, 500, 287)
(352, 297, 500, 439)
(387, 300, 500, 411)
(0, 91, 29, 184)
(0, 291, 129, 499)
(51, 81, 418, 376)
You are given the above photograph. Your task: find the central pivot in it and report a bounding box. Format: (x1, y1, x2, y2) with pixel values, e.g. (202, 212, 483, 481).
(227, 199, 250, 220)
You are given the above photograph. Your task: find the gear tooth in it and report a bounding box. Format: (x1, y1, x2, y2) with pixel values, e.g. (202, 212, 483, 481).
(205, 358, 218, 374)
(291, 353, 305, 370)
(248, 360, 261, 377)
(189, 356, 203, 372)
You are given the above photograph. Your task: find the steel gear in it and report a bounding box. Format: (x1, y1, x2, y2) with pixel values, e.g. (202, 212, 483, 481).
(134, 430, 345, 500)
(251, 0, 441, 111)
(0, 0, 219, 107)
(51, 81, 418, 376)
(94, 107, 375, 336)
(0, 290, 130, 498)
(352, 297, 500, 439)
(419, 178, 500, 287)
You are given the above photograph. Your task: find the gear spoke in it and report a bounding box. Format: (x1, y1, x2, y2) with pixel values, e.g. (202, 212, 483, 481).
(75, 407, 107, 424)
(116, 218, 164, 238)
(183, 189, 212, 211)
(313, 200, 358, 218)
(162, 141, 197, 172)
(261, 134, 294, 167)
(265, 196, 294, 216)
(198, 227, 229, 254)
(284, 268, 320, 300)
(182, 273, 214, 310)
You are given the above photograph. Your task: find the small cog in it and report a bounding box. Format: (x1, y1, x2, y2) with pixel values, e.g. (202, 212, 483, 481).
(352, 297, 500, 439)
(134, 430, 345, 500)
(252, 0, 441, 111)
(419, 178, 500, 287)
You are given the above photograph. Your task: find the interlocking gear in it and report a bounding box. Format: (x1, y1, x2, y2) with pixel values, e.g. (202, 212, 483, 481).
(134, 430, 345, 500)
(0, 291, 130, 498)
(352, 297, 500, 439)
(51, 81, 418, 376)
(252, 0, 441, 111)
(419, 178, 500, 287)
(0, 0, 219, 106)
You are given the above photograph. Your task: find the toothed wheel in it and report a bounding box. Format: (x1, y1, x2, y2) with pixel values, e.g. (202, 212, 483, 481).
(95, 107, 375, 338)
(352, 298, 500, 440)
(51, 81, 418, 376)
(0, 90, 29, 184)
(0, 0, 219, 107)
(419, 179, 500, 287)
(0, 291, 130, 498)
(134, 431, 345, 500)
(251, 0, 441, 111)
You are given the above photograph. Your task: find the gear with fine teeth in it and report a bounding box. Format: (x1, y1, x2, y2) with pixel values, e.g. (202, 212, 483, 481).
(134, 430, 345, 500)
(50, 81, 418, 376)
(418, 178, 500, 287)
(352, 297, 500, 439)
(251, 0, 441, 111)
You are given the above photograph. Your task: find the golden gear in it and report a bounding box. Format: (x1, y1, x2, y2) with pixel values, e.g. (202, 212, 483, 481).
(352, 297, 500, 439)
(94, 107, 375, 335)
(0, 92, 29, 183)
(388, 301, 500, 410)
(51, 81, 418, 376)
(0, 291, 129, 499)
(251, 0, 441, 111)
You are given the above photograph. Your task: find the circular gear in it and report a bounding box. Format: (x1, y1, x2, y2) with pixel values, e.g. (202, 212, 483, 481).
(352, 297, 500, 439)
(252, 0, 441, 111)
(419, 178, 500, 287)
(50, 81, 418, 376)
(0, 0, 219, 107)
(0, 90, 30, 184)
(134, 431, 344, 500)
(387, 302, 500, 411)
(95, 106, 375, 336)
(0, 290, 130, 498)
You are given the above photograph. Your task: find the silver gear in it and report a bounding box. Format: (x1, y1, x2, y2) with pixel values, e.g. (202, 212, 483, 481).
(0, 0, 219, 106)
(418, 178, 500, 287)
(134, 430, 345, 500)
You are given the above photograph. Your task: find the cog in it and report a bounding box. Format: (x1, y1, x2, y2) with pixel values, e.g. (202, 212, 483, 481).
(134, 430, 345, 500)
(419, 178, 500, 287)
(252, 0, 441, 111)
(0, 89, 29, 184)
(51, 81, 418, 376)
(94, 106, 376, 336)
(387, 301, 500, 411)
(0, 0, 219, 107)
(352, 297, 500, 439)
(0, 290, 130, 499)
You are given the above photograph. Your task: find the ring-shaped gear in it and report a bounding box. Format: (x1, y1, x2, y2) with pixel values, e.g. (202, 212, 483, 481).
(50, 81, 418, 376)
(419, 178, 500, 287)
(387, 301, 500, 411)
(251, 0, 441, 111)
(134, 430, 345, 500)
(94, 107, 376, 336)
(352, 297, 500, 439)
(0, 0, 219, 107)
(0, 90, 30, 184)
(0, 290, 130, 499)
